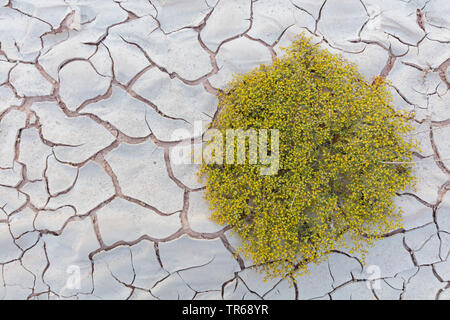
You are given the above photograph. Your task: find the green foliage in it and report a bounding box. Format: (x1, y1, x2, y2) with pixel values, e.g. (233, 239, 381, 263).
(200, 34, 416, 279)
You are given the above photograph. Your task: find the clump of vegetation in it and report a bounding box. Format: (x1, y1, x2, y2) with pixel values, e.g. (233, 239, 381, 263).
(200, 34, 416, 279)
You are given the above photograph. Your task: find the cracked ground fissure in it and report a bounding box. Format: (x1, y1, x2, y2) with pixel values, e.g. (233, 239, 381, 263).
(0, 0, 449, 300)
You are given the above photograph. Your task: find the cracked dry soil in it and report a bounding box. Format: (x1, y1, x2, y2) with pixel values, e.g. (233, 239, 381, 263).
(0, 0, 449, 300)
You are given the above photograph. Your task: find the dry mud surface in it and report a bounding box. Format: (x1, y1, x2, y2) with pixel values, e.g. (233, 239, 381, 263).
(0, 0, 449, 300)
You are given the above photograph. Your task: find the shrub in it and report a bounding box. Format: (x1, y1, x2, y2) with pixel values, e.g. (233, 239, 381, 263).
(200, 34, 416, 279)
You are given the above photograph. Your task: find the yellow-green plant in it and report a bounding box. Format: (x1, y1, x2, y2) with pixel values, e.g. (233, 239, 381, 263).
(200, 34, 416, 279)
